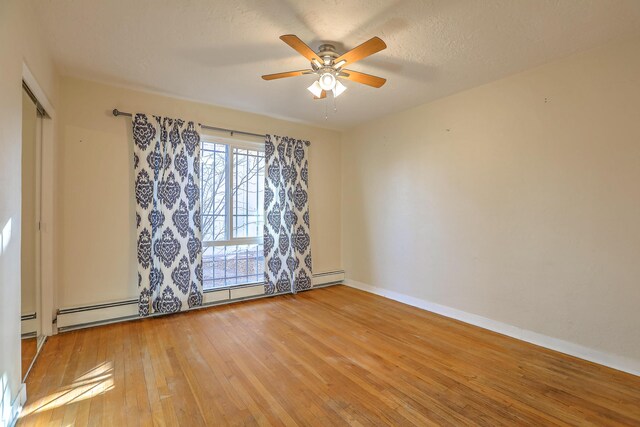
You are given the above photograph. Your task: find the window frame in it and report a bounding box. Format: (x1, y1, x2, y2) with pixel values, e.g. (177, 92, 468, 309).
(199, 133, 265, 288)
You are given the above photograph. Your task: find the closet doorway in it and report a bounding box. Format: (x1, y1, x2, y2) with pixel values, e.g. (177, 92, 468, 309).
(21, 81, 46, 380)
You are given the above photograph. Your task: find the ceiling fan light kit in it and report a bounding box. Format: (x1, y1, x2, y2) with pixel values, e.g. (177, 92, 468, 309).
(262, 34, 388, 103)
(307, 81, 323, 98)
(318, 71, 337, 91)
(333, 80, 347, 97)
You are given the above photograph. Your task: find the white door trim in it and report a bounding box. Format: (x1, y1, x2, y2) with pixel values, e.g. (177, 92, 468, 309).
(22, 63, 56, 337)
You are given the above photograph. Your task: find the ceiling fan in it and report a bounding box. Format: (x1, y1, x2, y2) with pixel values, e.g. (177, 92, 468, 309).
(262, 34, 387, 99)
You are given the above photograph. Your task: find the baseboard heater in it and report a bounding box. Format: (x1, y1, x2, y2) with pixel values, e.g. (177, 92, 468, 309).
(56, 270, 344, 332)
(21, 312, 37, 336)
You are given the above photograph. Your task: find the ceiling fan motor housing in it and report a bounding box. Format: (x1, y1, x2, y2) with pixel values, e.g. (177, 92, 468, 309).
(317, 43, 339, 66)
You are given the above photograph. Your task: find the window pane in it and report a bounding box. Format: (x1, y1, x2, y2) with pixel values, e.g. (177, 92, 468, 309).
(202, 243, 264, 290)
(233, 147, 264, 239)
(213, 246, 226, 282)
(201, 142, 227, 241)
(203, 247, 214, 289)
(200, 141, 265, 291)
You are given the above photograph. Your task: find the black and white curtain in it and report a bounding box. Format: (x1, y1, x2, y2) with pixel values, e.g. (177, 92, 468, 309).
(263, 134, 313, 294)
(132, 113, 203, 316)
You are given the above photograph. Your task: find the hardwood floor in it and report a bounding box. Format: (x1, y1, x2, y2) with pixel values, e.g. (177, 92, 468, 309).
(21, 337, 37, 379)
(19, 285, 640, 426)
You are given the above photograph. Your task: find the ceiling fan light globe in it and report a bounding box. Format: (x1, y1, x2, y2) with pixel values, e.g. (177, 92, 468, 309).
(318, 72, 336, 91)
(307, 81, 323, 98)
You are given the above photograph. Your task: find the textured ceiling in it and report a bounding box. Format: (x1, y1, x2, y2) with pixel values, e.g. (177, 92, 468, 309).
(34, 0, 640, 129)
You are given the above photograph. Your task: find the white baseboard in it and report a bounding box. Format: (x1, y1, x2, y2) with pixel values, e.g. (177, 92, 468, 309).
(56, 271, 344, 332)
(346, 279, 640, 377)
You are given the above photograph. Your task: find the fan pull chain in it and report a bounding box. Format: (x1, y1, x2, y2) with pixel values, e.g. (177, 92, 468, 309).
(324, 100, 328, 120)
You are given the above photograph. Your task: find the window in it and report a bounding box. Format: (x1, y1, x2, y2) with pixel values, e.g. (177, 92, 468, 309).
(200, 137, 265, 289)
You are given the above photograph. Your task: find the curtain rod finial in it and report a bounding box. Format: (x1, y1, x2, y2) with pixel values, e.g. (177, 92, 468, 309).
(112, 109, 120, 116)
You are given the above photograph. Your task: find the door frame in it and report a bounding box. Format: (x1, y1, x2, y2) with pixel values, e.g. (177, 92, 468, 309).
(22, 63, 55, 338)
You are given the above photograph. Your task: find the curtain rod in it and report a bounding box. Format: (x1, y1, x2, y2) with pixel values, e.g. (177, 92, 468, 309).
(112, 109, 266, 139)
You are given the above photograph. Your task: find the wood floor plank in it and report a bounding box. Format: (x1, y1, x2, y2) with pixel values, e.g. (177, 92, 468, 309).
(18, 285, 640, 426)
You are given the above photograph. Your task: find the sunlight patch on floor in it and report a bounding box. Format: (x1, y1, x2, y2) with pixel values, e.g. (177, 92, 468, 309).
(19, 361, 114, 418)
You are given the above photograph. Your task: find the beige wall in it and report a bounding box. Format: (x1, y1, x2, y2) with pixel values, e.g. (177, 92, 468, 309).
(56, 77, 342, 308)
(0, 0, 58, 413)
(342, 37, 640, 363)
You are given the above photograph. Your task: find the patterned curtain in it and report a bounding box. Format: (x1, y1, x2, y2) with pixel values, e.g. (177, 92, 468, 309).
(132, 113, 203, 316)
(263, 134, 313, 294)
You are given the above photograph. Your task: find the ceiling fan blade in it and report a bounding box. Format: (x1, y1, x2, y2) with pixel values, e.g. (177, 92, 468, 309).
(280, 35, 321, 62)
(334, 37, 386, 67)
(262, 69, 312, 80)
(313, 90, 327, 100)
(340, 70, 386, 88)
